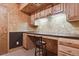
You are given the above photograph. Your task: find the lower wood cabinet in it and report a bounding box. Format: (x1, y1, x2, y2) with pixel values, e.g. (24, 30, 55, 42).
(58, 38, 79, 56)
(23, 33, 28, 49)
(23, 33, 79, 56)
(58, 51, 70, 56)
(58, 45, 79, 56)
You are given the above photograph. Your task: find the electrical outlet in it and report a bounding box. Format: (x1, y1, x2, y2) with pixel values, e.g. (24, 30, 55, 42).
(16, 41, 19, 45)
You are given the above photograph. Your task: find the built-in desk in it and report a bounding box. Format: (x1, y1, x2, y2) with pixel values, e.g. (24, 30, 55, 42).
(23, 32, 79, 56)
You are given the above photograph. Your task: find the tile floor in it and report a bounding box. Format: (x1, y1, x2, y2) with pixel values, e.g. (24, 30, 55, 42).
(2, 47, 34, 56)
(2, 47, 55, 56)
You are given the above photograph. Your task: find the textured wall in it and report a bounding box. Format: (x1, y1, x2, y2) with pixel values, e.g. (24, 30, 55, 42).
(0, 5, 8, 54)
(8, 10, 31, 32)
(0, 3, 31, 54)
(2, 3, 31, 32)
(35, 13, 79, 34)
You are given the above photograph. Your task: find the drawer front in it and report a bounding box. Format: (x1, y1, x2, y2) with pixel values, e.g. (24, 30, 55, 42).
(58, 45, 79, 56)
(59, 38, 79, 45)
(58, 51, 70, 56)
(59, 41, 79, 49)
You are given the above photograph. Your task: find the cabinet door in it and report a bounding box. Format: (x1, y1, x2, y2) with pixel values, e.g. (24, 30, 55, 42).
(60, 3, 64, 12)
(23, 33, 28, 49)
(58, 51, 70, 56)
(58, 38, 79, 56)
(58, 45, 79, 56)
(31, 15, 35, 25)
(74, 4, 77, 17)
(69, 4, 75, 19)
(65, 3, 79, 21)
(53, 4, 61, 14)
(77, 4, 79, 16)
(64, 3, 70, 18)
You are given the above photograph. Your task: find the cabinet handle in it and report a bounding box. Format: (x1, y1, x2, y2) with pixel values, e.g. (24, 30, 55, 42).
(67, 42, 72, 45)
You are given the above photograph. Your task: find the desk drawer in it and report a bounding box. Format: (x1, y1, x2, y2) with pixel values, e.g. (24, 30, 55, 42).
(58, 45, 79, 56)
(59, 38, 79, 45)
(58, 51, 70, 56)
(59, 41, 79, 49)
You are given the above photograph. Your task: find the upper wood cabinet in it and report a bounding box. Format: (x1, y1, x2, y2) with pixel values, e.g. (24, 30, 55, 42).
(53, 4, 61, 14)
(53, 3, 79, 21)
(30, 3, 79, 25)
(64, 3, 79, 21)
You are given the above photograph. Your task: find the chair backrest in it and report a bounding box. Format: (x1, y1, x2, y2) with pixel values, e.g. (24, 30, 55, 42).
(34, 35, 42, 43)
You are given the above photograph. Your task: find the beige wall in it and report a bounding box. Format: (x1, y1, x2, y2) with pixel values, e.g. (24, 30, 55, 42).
(8, 8, 31, 32)
(0, 3, 31, 32)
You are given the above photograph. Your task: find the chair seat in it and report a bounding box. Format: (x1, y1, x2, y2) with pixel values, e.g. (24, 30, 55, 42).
(36, 40, 46, 46)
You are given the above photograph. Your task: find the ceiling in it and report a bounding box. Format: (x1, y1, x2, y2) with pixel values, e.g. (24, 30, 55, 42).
(20, 3, 59, 15)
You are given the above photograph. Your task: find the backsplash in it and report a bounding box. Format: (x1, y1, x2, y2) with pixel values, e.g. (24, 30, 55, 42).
(35, 13, 79, 34)
(8, 4, 31, 32)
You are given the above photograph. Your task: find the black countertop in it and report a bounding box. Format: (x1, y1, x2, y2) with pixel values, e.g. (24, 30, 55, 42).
(23, 31, 79, 39)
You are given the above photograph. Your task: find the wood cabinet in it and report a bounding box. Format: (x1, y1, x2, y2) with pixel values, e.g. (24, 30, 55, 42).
(58, 38, 79, 56)
(53, 4, 64, 14)
(58, 51, 70, 56)
(23, 33, 28, 49)
(23, 33, 79, 56)
(58, 45, 79, 56)
(30, 3, 79, 24)
(43, 36, 79, 56)
(64, 3, 79, 21)
(42, 36, 58, 55)
(52, 3, 79, 21)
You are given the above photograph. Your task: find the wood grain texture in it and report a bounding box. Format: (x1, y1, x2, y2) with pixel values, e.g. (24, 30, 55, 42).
(23, 33, 28, 49)
(58, 45, 79, 56)
(8, 9, 30, 32)
(23, 33, 58, 55)
(0, 5, 8, 55)
(58, 38, 79, 56)
(42, 38, 58, 55)
(58, 51, 70, 56)
(21, 3, 58, 15)
(0, 4, 31, 55)
(59, 41, 79, 49)
(23, 33, 79, 56)
(23, 33, 35, 49)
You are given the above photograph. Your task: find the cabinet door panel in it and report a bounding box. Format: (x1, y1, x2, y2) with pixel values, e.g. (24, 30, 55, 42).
(58, 51, 70, 56)
(69, 4, 75, 18)
(53, 4, 61, 14)
(58, 45, 79, 56)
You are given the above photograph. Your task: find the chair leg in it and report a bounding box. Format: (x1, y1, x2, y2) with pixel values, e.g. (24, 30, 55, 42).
(42, 46, 43, 56)
(45, 45, 47, 56)
(35, 47, 37, 56)
(39, 47, 40, 56)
